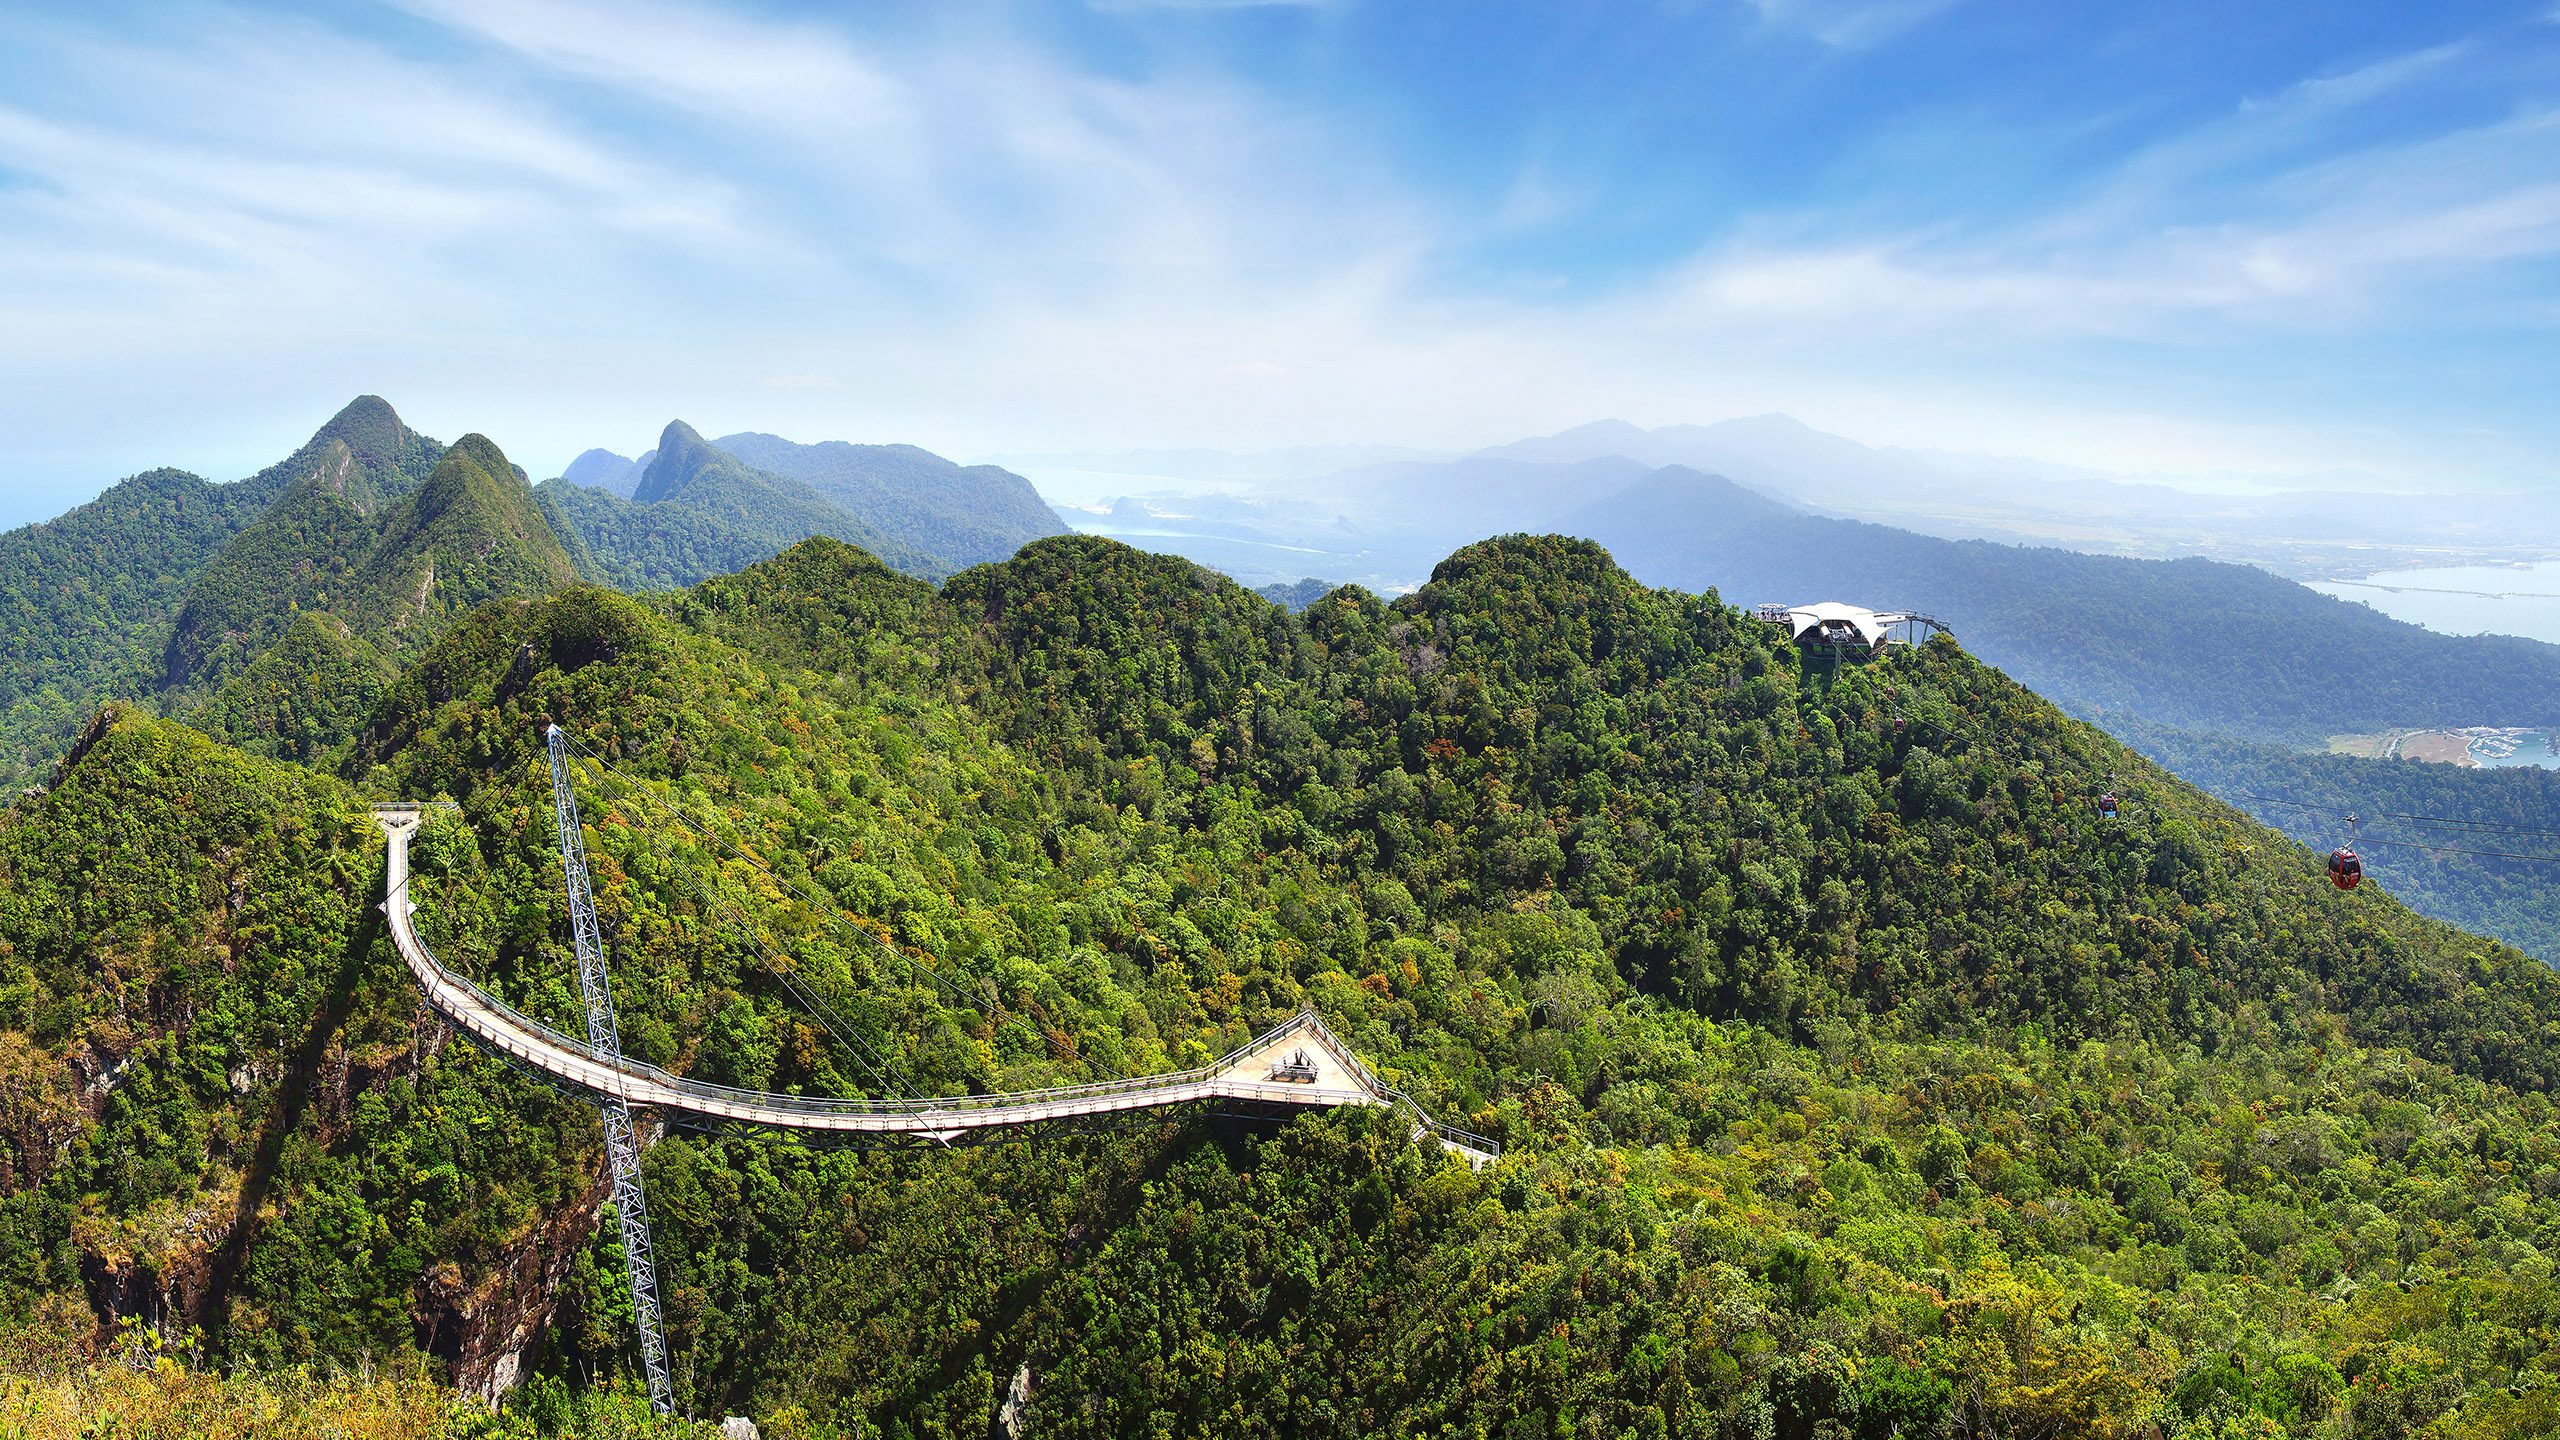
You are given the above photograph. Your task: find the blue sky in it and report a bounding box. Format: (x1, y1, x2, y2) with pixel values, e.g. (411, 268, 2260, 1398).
(2, 0, 2557, 525)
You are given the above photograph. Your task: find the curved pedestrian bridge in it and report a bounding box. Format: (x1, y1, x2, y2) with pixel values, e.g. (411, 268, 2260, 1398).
(374, 806, 1497, 1168)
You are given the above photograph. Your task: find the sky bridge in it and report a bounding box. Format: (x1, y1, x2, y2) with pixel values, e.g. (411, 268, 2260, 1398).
(379, 757, 1494, 1417)
(373, 805, 1496, 1162)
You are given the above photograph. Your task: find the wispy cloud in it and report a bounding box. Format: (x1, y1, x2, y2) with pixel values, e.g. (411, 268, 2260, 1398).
(0, 0, 2555, 520)
(1741, 0, 1970, 49)
(1666, 62, 2560, 337)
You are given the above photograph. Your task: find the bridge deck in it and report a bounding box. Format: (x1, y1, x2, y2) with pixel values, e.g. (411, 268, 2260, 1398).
(375, 808, 1494, 1166)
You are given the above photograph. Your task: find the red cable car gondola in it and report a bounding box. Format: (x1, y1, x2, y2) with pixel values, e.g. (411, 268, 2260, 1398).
(2328, 848, 2362, 890)
(2098, 793, 2118, 821)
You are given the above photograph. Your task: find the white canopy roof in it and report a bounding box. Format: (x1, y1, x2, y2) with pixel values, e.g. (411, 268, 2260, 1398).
(1780, 602, 1906, 648)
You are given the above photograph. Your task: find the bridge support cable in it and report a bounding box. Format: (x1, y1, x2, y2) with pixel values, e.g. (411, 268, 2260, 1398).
(563, 738, 980, 1000)
(560, 734, 1106, 1077)
(645, 822, 906, 1098)
(562, 747, 921, 1094)
(545, 726, 675, 1419)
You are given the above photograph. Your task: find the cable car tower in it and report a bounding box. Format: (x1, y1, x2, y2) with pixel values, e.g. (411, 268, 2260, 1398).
(546, 724, 673, 1417)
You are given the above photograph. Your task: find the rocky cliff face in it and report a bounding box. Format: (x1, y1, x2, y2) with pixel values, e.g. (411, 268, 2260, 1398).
(0, 710, 606, 1387)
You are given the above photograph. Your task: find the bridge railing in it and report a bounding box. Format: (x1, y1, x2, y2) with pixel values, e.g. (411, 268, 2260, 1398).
(1317, 1034, 1503, 1157)
(409, 923, 1328, 1118)
(401, 875, 1496, 1153)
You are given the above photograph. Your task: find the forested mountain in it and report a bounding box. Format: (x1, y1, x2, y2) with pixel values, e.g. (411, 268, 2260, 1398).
(1572, 467, 2560, 744)
(353, 433, 583, 650)
(1257, 575, 1332, 609)
(154, 430, 583, 764)
(559, 446, 654, 498)
(0, 398, 1050, 791)
(14, 532, 2560, 1437)
(714, 430, 1066, 568)
(0, 396, 446, 790)
(183, 611, 394, 765)
(0, 469, 267, 787)
(540, 420, 947, 589)
(159, 395, 446, 694)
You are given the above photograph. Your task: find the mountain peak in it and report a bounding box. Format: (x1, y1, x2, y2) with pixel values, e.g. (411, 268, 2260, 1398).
(308, 395, 413, 477)
(360, 433, 579, 643)
(634, 420, 720, 505)
(562, 447, 654, 498)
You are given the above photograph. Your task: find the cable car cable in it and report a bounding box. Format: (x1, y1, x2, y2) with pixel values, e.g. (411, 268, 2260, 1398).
(2229, 792, 2560, 840)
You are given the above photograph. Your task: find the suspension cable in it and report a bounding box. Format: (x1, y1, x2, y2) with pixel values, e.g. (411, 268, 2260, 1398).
(561, 751, 907, 1097)
(561, 732, 1106, 1076)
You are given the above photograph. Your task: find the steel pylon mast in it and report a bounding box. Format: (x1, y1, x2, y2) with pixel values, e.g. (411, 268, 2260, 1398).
(546, 724, 673, 1418)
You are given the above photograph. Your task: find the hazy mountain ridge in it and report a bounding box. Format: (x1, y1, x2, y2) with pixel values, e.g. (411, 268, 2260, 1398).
(1568, 465, 2560, 744)
(1486, 413, 2560, 576)
(561, 420, 946, 583)
(559, 446, 654, 498)
(713, 431, 1066, 568)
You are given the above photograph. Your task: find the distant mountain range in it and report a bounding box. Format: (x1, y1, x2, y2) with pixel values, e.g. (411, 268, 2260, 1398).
(560, 428, 1061, 576)
(1562, 466, 2560, 744)
(0, 398, 1069, 787)
(1040, 413, 2560, 583)
(1050, 426, 2560, 744)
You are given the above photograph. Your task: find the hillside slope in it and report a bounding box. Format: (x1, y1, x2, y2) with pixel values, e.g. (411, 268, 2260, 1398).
(0, 397, 448, 789)
(1571, 466, 2560, 744)
(15, 535, 2560, 1436)
(713, 431, 1066, 568)
(352, 434, 583, 650)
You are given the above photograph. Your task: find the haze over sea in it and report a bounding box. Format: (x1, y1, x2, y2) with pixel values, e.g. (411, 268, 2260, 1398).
(2308, 559, 2560, 646)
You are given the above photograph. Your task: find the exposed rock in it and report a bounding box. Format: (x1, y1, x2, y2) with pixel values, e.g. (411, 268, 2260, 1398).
(425, 1166, 613, 1402)
(998, 1360, 1033, 1440)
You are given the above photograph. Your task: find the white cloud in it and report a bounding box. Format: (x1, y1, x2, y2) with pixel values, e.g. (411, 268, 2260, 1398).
(1657, 91, 2560, 338)
(1741, 0, 1969, 49)
(0, 0, 2553, 521)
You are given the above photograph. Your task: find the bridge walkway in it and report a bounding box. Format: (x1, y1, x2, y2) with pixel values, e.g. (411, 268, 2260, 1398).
(373, 807, 1496, 1167)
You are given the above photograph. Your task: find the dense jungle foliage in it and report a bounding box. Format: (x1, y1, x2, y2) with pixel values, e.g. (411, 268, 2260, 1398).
(0, 465, 266, 791)
(2103, 713, 2560, 968)
(185, 611, 397, 764)
(11, 533, 2560, 1439)
(1573, 468, 2560, 745)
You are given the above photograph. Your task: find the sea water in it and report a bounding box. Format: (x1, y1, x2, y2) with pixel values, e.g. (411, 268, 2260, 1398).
(2308, 559, 2560, 646)
(2468, 730, 2560, 772)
